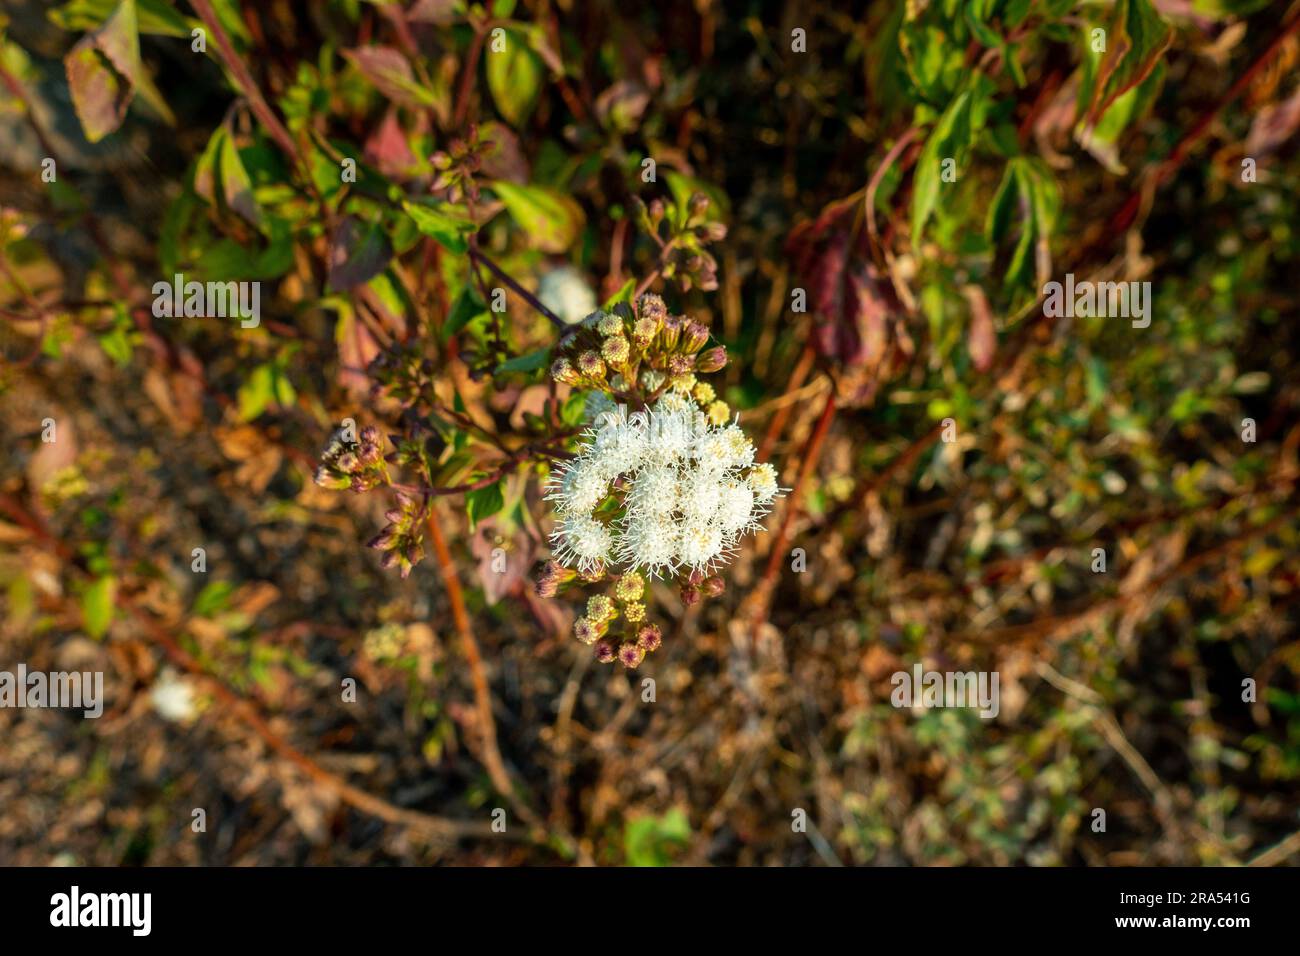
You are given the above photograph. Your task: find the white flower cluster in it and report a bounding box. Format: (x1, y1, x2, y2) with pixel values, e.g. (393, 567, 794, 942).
(547, 394, 781, 577)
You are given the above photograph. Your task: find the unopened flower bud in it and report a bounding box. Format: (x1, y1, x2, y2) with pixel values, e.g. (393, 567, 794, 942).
(668, 354, 694, 376)
(551, 357, 579, 385)
(576, 351, 606, 380)
(595, 639, 617, 664)
(682, 321, 709, 352)
(315, 466, 351, 490)
(660, 316, 682, 350)
(574, 617, 601, 645)
(696, 346, 728, 373)
(614, 572, 645, 602)
(367, 528, 398, 551)
(587, 594, 615, 622)
(637, 293, 668, 322)
(601, 335, 630, 366)
(632, 315, 658, 348)
(637, 624, 662, 653)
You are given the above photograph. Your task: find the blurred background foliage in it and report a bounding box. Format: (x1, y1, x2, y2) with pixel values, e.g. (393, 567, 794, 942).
(1, 0, 1298, 865)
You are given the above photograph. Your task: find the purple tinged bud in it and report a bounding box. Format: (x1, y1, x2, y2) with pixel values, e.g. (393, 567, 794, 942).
(595, 640, 617, 664)
(660, 316, 682, 350)
(601, 335, 630, 366)
(551, 357, 578, 385)
(367, 529, 398, 551)
(682, 321, 709, 353)
(535, 568, 558, 599)
(637, 624, 662, 653)
(576, 351, 606, 380)
(618, 642, 646, 669)
(573, 617, 600, 645)
(632, 315, 658, 348)
(669, 354, 694, 376)
(637, 293, 668, 321)
(696, 346, 728, 373)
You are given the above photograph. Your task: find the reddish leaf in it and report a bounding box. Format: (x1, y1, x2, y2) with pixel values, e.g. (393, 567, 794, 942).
(364, 110, 420, 178)
(63, 0, 174, 143)
(962, 285, 997, 373)
(1246, 86, 1300, 157)
(65, 39, 132, 143)
(343, 46, 433, 109)
(327, 218, 392, 292)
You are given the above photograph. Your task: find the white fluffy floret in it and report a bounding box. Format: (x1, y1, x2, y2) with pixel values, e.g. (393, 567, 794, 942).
(618, 512, 680, 576)
(715, 479, 757, 535)
(546, 396, 783, 577)
(550, 513, 613, 573)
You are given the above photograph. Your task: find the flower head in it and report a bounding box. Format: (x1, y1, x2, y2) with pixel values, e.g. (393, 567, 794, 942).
(546, 396, 781, 581)
(573, 617, 601, 645)
(618, 642, 646, 668)
(550, 513, 613, 573)
(637, 624, 662, 652)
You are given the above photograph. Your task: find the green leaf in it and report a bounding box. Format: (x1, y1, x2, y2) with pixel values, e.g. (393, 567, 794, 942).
(193, 125, 225, 204)
(1076, 62, 1166, 174)
(624, 809, 691, 867)
(664, 170, 729, 220)
(495, 346, 550, 375)
(219, 132, 262, 227)
(466, 481, 505, 530)
(95, 303, 135, 367)
(911, 90, 972, 248)
(985, 157, 1060, 289)
(984, 159, 1019, 246)
(441, 289, 487, 343)
(1080, 0, 1172, 126)
(82, 575, 116, 639)
(237, 362, 295, 420)
(342, 46, 438, 109)
(899, 21, 965, 103)
(491, 180, 585, 253)
(193, 580, 237, 617)
(485, 26, 542, 126)
(602, 277, 636, 310)
(402, 200, 477, 254)
(51, 0, 192, 37)
(560, 391, 588, 427)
